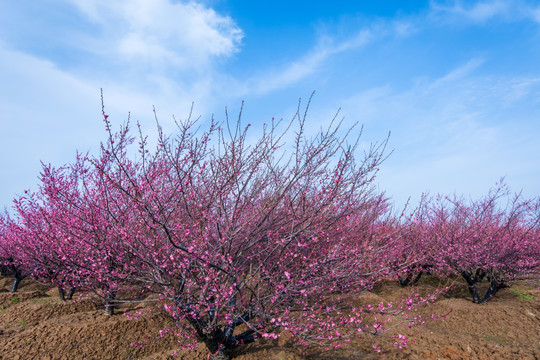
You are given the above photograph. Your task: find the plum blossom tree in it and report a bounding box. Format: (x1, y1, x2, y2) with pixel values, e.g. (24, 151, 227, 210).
(91, 95, 426, 359)
(427, 183, 540, 304)
(0, 210, 36, 292)
(389, 199, 444, 287)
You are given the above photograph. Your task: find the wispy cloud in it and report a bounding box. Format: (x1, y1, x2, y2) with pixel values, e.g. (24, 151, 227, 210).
(531, 6, 540, 23)
(243, 19, 418, 96)
(429, 58, 484, 85)
(0, 44, 101, 204)
(339, 60, 540, 207)
(430, 0, 540, 24)
(429, 0, 510, 22)
(246, 42, 343, 96)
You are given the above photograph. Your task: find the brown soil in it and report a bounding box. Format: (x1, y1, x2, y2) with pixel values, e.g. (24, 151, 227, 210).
(0, 276, 538, 360)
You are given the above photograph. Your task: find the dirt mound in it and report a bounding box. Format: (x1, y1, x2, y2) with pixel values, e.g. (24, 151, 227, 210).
(0, 276, 538, 359)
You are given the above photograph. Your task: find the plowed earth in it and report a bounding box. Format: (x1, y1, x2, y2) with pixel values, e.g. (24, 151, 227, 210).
(0, 276, 538, 359)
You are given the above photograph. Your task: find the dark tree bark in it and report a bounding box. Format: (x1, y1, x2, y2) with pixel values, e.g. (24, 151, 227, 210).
(9, 264, 31, 293)
(398, 270, 423, 286)
(105, 291, 116, 315)
(461, 270, 504, 304)
(67, 287, 76, 300)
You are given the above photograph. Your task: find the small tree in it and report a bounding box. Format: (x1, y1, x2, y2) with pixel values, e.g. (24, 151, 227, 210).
(6, 155, 144, 309)
(428, 183, 540, 304)
(0, 211, 36, 292)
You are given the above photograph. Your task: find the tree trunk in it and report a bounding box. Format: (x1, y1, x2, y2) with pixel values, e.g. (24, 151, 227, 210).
(476, 276, 502, 304)
(10, 266, 30, 292)
(105, 291, 116, 315)
(461, 270, 501, 304)
(67, 287, 76, 300)
(58, 286, 66, 301)
(11, 277, 22, 293)
(207, 350, 231, 360)
(398, 271, 423, 286)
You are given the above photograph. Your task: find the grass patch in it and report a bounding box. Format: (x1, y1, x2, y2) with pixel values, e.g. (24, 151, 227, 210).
(30, 296, 60, 305)
(482, 333, 511, 345)
(510, 288, 534, 302)
(17, 319, 27, 329)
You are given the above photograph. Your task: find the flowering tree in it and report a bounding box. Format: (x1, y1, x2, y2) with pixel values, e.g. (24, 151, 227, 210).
(0, 211, 36, 292)
(389, 199, 443, 287)
(90, 96, 426, 359)
(7, 156, 151, 311)
(427, 183, 540, 304)
(0, 213, 14, 277)
(6, 177, 82, 297)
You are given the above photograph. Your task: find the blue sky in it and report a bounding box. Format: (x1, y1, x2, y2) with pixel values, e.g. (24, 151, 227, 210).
(1, 0, 539, 210)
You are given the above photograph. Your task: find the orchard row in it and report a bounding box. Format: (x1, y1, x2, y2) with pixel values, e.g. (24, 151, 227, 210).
(1, 99, 539, 359)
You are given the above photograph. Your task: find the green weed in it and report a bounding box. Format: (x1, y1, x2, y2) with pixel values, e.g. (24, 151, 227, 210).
(17, 319, 27, 329)
(482, 333, 511, 345)
(510, 288, 534, 302)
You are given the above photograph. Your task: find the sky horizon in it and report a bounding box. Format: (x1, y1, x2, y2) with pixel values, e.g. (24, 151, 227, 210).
(1, 0, 539, 211)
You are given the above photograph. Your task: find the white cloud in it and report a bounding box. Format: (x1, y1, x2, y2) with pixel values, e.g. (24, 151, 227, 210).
(0, 0, 246, 135)
(500, 77, 540, 104)
(67, 0, 243, 71)
(2, 0, 539, 212)
(0, 1, 245, 209)
(0, 35, 220, 208)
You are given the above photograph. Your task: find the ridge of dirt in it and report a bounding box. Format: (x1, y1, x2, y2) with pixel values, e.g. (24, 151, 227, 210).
(0, 276, 538, 359)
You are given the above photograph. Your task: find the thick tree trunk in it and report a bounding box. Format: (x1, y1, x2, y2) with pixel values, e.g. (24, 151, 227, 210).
(462, 270, 501, 304)
(476, 276, 503, 304)
(179, 297, 256, 360)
